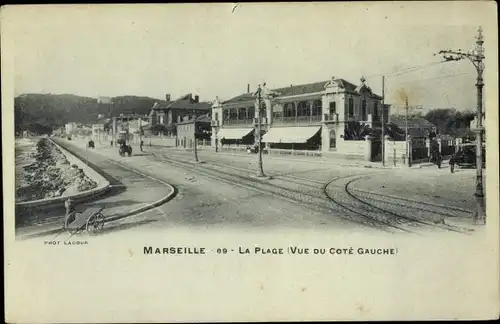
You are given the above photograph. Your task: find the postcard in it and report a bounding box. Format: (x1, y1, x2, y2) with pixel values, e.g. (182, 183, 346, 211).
(3, 2, 499, 322)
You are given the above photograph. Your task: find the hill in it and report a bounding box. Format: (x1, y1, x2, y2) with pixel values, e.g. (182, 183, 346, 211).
(14, 93, 164, 134)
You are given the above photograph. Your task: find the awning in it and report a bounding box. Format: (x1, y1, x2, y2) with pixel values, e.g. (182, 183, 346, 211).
(217, 128, 254, 140)
(263, 126, 321, 143)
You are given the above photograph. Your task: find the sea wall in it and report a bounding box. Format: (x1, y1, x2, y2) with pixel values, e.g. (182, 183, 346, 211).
(16, 138, 110, 212)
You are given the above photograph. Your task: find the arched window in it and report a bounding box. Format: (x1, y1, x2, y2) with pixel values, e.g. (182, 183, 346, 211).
(361, 99, 367, 120)
(348, 98, 354, 117)
(329, 129, 336, 148)
(297, 101, 310, 117)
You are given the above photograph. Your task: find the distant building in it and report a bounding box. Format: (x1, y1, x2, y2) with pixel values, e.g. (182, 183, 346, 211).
(148, 94, 211, 136)
(65, 123, 77, 135)
(176, 115, 212, 146)
(470, 116, 485, 131)
(388, 115, 436, 138)
(97, 97, 113, 104)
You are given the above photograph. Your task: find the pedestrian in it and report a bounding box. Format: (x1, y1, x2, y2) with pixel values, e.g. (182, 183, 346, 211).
(140, 140, 144, 152)
(64, 198, 75, 218)
(110, 140, 113, 147)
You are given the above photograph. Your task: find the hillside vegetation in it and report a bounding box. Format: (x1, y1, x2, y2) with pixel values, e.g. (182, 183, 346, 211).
(15, 94, 164, 134)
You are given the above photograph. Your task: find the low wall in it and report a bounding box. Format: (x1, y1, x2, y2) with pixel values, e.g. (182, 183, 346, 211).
(145, 136, 176, 147)
(16, 139, 111, 212)
(384, 140, 407, 165)
(336, 139, 366, 155)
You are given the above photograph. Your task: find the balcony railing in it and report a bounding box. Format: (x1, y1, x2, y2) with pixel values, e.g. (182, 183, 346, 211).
(223, 119, 254, 125)
(273, 115, 323, 124)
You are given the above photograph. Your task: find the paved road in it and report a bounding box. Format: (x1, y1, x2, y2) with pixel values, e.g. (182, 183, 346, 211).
(59, 139, 357, 234)
(56, 138, 477, 237)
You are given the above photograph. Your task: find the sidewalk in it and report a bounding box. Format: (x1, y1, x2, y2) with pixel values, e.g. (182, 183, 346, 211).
(155, 144, 446, 170)
(16, 139, 175, 240)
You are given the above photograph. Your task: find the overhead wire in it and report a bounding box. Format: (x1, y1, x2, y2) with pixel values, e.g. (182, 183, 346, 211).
(363, 60, 447, 79)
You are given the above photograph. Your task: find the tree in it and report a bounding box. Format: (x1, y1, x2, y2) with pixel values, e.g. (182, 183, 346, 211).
(150, 124, 168, 135)
(343, 122, 372, 140)
(424, 108, 475, 136)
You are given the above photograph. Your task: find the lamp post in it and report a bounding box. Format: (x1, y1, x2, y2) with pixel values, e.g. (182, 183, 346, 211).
(193, 115, 199, 162)
(437, 26, 485, 224)
(256, 84, 266, 178)
(215, 126, 219, 153)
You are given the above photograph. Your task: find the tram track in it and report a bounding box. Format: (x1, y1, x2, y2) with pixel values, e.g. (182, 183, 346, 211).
(324, 177, 471, 234)
(344, 178, 473, 233)
(168, 152, 473, 229)
(151, 152, 417, 233)
(154, 151, 472, 234)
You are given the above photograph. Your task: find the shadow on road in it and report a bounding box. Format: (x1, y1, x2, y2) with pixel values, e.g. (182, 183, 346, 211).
(97, 219, 157, 236)
(83, 199, 139, 210)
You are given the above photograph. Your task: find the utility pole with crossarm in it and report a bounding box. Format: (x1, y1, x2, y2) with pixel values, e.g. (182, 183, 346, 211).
(436, 26, 486, 225)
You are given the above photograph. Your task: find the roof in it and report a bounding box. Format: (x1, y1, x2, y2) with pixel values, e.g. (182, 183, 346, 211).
(176, 115, 212, 125)
(389, 116, 436, 129)
(408, 128, 427, 138)
(151, 96, 212, 111)
(222, 78, 381, 104)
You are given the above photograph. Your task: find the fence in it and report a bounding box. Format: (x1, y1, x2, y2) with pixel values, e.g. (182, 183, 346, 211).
(384, 137, 459, 165)
(219, 145, 322, 156)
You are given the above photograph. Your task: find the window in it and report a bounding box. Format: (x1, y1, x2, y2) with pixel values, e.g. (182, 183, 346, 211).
(348, 98, 354, 117)
(297, 101, 310, 117)
(238, 107, 247, 120)
(229, 108, 238, 120)
(373, 102, 378, 120)
(224, 109, 230, 120)
(247, 106, 255, 120)
(313, 100, 322, 116)
(361, 100, 367, 120)
(329, 101, 336, 114)
(215, 112, 219, 121)
(284, 103, 296, 118)
(329, 129, 336, 148)
(273, 104, 284, 120)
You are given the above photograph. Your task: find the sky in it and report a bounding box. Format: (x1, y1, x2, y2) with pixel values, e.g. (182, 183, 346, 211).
(5, 2, 496, 112)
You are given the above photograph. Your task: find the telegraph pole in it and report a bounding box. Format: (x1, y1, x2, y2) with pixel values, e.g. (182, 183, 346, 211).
(405, 95, 409, 164)
(256, 84, 266, 178)
(381, 75, 385, 166)
(436, 26, 485, 225)
(193, 111, 199, 162)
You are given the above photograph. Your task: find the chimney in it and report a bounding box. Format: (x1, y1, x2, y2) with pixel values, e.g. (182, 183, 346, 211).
(194, 95, 199, 103)
(247, 84, 250, 94)
(166, 94, 171, 101)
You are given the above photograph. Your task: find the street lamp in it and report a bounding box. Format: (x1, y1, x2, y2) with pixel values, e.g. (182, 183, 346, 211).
(436, 26, 486, 225)
(255, 84, 266, 177)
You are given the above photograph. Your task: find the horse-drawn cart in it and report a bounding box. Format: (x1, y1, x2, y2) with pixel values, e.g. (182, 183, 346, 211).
(64, 206, 105, 235)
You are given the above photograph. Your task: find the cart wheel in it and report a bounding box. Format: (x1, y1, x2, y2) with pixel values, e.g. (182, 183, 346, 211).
(64, 212, 76, 230)
(86, 213, 105, 235)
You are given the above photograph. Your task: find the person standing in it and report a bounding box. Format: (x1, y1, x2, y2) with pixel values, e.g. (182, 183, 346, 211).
(140, 140, 144, 152)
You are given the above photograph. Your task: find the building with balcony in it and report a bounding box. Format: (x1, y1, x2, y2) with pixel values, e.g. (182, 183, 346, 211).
(211, 77, 389, 154)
